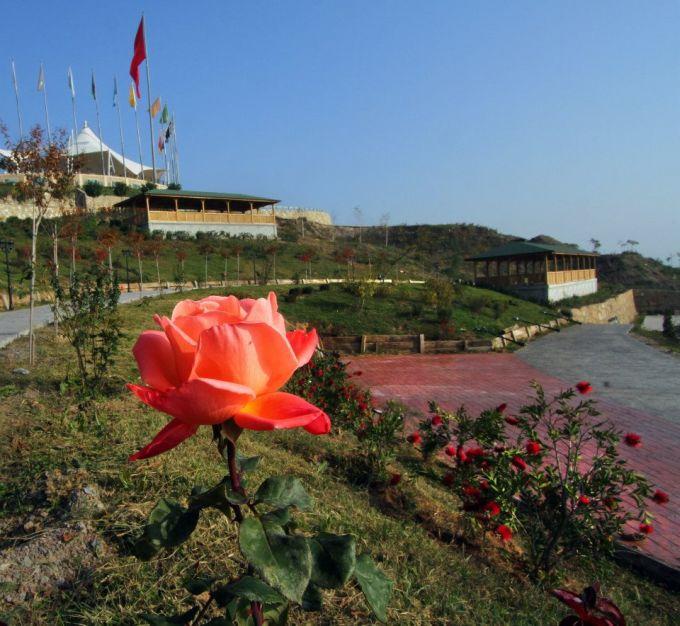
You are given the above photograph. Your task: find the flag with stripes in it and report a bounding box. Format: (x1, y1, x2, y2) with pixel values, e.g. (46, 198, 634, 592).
(67, 67, 75, 97)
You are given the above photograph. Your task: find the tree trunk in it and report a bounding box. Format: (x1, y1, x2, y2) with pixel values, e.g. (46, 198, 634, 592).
(28, 219, 37, 365)
(155, 257, 161, 291)
(137, 255, 143, 291)
(52, 227, 59, 335)
(107, 247, 113, 280)
(223, 257, 228, 285)
(237, 254, 240, 283)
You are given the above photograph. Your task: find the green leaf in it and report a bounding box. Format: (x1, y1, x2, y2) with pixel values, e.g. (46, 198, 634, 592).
(238, 516, 312, 603)
(144, 498, 200, 549)
(308, 533, 356, 589)
(254, 476, 312, 511)
(354, 554, 392, 623)
(220, 576, 285, 604)
(301, 583, 323, 611)
(261, 507, 291, 527)
(190, 481, 244, 512)
(140, 606, 198, 625)
(237, 453, 262, 472)
(183, 574, 217, 595)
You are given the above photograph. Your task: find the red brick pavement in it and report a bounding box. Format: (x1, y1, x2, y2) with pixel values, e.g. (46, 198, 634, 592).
(347, 353, 680, 572)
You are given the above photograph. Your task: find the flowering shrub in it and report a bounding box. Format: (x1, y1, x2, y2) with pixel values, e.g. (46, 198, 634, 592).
(551, 582, 626, 626)
(286, 351, 372, 432)
(355, 400, 406, 483)
(127, 294, 392, 624)
(414, 383, 665, 576)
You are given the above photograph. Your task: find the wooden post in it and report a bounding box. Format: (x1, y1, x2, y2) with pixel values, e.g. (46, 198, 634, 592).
(201, 199, 206, 222)
(174, 197, 179, 221)
(360, 335, 367, 354)
(250, 202, 254, 223)
(145, 195, 150, 225)
(419, 333, 425, 354)
(226, 200, 231, 223)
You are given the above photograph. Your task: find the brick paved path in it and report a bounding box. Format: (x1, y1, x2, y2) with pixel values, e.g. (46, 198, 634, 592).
(347, 352, 680, 574)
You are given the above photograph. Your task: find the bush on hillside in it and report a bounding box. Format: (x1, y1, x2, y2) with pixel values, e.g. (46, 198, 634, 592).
(83, 180, 104, 198)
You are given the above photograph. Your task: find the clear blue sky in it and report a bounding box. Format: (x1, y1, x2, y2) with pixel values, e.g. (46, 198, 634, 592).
(2, 1, 679, 260)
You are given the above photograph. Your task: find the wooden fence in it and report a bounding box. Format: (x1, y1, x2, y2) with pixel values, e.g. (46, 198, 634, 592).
(321, 334, 495, 355)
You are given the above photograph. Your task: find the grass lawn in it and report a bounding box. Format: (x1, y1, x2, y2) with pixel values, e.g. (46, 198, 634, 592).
(0, 291, 677, 624)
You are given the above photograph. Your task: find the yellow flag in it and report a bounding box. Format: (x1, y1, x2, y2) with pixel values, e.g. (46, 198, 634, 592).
(128, 83, 137, 108)
(150, 97, 161, 118)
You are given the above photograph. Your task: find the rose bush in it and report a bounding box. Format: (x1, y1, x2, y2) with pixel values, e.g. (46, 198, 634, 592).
(129, 292, 330, 460)
(127, 293, 392, 625)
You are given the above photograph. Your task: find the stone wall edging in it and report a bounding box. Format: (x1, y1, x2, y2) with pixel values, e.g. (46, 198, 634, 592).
(569, 289, 637, 324)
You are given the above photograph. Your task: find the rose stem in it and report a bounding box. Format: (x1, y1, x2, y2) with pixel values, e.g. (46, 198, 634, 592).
(223, 429, 264, 626)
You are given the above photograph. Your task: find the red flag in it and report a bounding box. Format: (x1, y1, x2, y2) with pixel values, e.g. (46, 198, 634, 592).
(158, 132, 165, 152)
(129, 16, 146, 98)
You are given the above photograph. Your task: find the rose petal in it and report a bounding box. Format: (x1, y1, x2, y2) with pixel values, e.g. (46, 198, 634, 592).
(233, 391, 331, 434)
(173, 311, 243, 343)
(128, 379, 254, 425)
(132, 330, 180, 391)
(154, 315, 197, 382)
(129, 417, 198, 461)
(286, 329, 318, 367)
(191, 322, 298, 395)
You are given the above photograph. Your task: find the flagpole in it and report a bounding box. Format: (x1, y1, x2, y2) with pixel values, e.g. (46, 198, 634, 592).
(39, 63, 51, 142)
(114, 77, 128, 185)
(92, 71, 107, 179)
(133, 100, 144, 180)
(172, 113, 180, 184)
(10, 60, 24, 140)
(142, 14, 157, 184)
(68, 67, 79, 156)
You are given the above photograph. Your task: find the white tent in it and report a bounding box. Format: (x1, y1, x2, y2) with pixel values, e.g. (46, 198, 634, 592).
(67, 122, 161, 180)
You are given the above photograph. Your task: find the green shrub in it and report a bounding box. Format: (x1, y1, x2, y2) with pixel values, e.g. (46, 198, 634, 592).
(301, 285, 314, 295)
(83, 180, 104, 197)
(662, 311, 677, 339)
(112, 182, 129, 196)
(140, 182, 157, 193)
(375, 284, 393, 298)
(319, 283, 331, 291)
(51, 266, 122, 392)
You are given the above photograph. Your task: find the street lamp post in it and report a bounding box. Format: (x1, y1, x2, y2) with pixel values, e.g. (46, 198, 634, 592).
(123, 249, 132, 293)
(0, 239, 14, 310)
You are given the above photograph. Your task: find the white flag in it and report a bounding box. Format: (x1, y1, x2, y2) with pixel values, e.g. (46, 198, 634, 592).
(11, 60, 19, 95)
(67, 66, 75, 97)
(37, 64, 45, 91)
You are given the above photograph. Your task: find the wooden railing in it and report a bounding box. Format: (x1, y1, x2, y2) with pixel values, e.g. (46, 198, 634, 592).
(546, 269, 596, 285)
(148, 210, 276, 225)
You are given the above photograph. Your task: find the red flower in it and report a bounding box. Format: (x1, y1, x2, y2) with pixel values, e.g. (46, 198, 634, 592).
(444, 445, 456, 457)
(496, 403, 508, 414)
(479, 479, 489, 491)
(652, 490, 669, 505)
(576, 381, 592, 394)
(466, 447, 485, 459)
(407, 432, 422, 445)
(504, 415, 519, 426)
(496, 524, 512, 542)
(483, 501, 501, 516)
(512, 456, 527, 471)
(624, 432, 642, 448)
(639, 523, 654, 535)
(462, 485, 481, 499)
(525, 440, 541, 456)
(389, 473, 402, 486)
(457, 447, 470, 464)
(442, 473, 454, 486)
(578, 495, 591, 505)
(431, 414, 443, 427)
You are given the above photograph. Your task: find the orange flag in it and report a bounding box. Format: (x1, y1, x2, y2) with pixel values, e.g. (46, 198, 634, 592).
(150, 97, 161, 118)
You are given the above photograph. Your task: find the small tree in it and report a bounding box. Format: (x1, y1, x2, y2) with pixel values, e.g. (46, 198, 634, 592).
(233, 244, 243, 283)
(51, 265, 122, 392)
(219, 246, 230, 284)
(379, 212, 390, 247)
(589, 238, 601, 253)
(146, 236, 164, 289)
(1, 124, 79, 364)
(174, 245, 187, 289)
(128, 231, 146, 290)
(98, 228, 119, 280)
(353, 206, 363, 243)
(197, 241, 214, 286)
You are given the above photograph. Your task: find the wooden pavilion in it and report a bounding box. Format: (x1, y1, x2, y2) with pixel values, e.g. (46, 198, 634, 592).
(114, 189, 279, 238)
(466, 239, 598, 303)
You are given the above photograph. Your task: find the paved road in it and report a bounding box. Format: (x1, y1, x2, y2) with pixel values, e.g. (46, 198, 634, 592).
(0, 289, 166, 349)
(517, 324, 680, 423)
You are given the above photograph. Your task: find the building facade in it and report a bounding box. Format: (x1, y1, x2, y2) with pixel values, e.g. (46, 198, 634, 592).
(114, 189, 279, 238)
(467, 240, 598, 303)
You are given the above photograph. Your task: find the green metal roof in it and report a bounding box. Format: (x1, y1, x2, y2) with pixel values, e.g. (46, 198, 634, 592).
(143, 189, 278, 203)
(466, 240, 595, 261)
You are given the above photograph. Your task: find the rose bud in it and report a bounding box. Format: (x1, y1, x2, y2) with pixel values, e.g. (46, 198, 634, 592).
(576, 381, 593, 394)
(496, 524, 512, 542)
(624, 433, 642, 448)
(407, 432, 422, 445)
(444, 444, 456, 457)
(512, 456, 527, 471)
(652, 490, 669, 505)
(639, 523, 654, 535)
(504, 415, 520, 426)
(525, 440, 541, 456)
(431, 414, 443, 427)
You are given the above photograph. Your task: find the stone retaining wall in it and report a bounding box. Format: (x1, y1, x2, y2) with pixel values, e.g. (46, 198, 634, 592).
(569, 289, 637, 324)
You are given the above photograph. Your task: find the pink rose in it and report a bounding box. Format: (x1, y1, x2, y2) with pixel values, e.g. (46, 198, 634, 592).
(128, 292, 329, 461)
